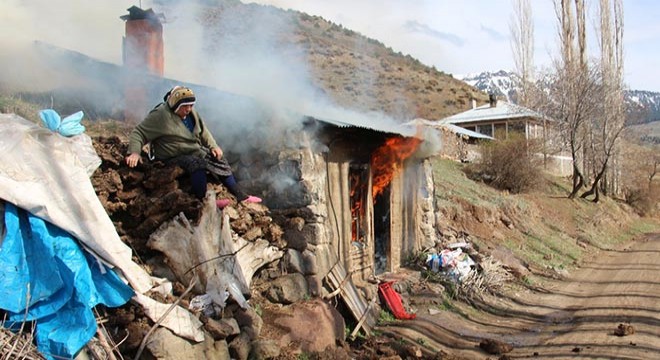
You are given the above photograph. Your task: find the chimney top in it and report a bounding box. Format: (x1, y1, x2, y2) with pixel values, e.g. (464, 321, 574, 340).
(120, 6, 164, 24)
(488, 93, 498, 107)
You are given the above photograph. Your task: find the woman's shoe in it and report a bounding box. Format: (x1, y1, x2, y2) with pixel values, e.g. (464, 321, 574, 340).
(242, 195, 262, 204)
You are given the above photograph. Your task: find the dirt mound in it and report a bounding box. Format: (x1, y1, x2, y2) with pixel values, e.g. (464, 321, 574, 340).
(90, 136, 290, 357)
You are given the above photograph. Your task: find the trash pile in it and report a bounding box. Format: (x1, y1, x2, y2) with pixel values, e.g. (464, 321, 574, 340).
(425, 242, 477, 281)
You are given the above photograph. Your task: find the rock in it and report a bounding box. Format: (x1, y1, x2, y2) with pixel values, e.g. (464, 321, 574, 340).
(248, 339, 281, 360)
(479, 338, 513, 355)
(283, 217, 309, 251)
(301, 249, 318, 274)
(306, 274, 323, 297)
(214, 340, 232, 360)
(265, 273, 309, 304)
(500, 215, 513, 228)
(489, 246, 530, 279)
(614, 323, 635, 336)
(275, 299, 346, 353)
(229, 332, 252, 360)
(285, 249, 304, 273)
(145, 328, 228, 360)
(234, 307, 264, 340)
(203, 317, 240, 340)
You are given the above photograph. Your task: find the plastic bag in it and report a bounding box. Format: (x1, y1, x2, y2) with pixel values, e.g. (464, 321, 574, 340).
(39, 109, 86, 137)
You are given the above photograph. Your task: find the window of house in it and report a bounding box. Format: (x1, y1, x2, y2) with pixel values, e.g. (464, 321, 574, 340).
(476, 124, 493, 137)
(509, 121, 526, 137)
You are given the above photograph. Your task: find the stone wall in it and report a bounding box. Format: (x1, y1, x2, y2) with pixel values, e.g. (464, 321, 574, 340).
(229, 128, 437, 295)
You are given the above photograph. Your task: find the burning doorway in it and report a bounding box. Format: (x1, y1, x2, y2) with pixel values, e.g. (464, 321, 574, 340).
(325, 128, 424, 283)
(373, 185, 390, 275)
(350, 161, 392, 276)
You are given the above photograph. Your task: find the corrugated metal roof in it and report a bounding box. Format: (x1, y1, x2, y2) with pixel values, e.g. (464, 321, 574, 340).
(312, 115, 417, 137)
(440, 101, 549, 125)
(442, 123, 494, 139)
(404, 118, 493, 140)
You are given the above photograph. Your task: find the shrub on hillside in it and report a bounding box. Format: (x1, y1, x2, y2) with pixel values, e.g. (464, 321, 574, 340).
(624, 184, 659, 217)
(465, 134, 542, 194)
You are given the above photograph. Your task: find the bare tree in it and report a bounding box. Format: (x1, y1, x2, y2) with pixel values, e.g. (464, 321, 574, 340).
(510, 0, 534, 105)
(551, 0, 590, 198)
(546, 0, 627, 202)
(580, 0, 626, 202)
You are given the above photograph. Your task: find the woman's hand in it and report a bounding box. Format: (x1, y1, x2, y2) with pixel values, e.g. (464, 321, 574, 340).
(125, 153, 142, 168)
(211, 147, 223, 159)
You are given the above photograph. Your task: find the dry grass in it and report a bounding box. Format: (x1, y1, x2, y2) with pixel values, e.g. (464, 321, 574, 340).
(420, 256, 513, 304)
(0, 318, 44, 360)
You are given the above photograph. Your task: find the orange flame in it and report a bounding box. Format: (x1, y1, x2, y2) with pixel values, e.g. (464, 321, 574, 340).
(370, 136, 422, 200)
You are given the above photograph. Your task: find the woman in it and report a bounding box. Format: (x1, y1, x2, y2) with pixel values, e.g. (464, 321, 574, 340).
(125, 86, 261, 208)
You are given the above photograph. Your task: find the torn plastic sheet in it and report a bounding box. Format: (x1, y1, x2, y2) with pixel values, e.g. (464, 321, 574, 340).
(0, 114, 206, 343)
(0, 202, 133, 360)
(0, 114, 154, 293)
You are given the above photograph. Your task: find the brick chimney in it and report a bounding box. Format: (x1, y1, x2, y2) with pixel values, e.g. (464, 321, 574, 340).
(488, 93, 498, 108)
(121, 6, 164, 122)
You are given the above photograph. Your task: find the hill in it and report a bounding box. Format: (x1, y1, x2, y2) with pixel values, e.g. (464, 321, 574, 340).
(192, 0, 487, 121)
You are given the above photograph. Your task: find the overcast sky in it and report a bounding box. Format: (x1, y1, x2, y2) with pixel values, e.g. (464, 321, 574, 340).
(1, 0, 658, 92)
(244, 0, 660, 92)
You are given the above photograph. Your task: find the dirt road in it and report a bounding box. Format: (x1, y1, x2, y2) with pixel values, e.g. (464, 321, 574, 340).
(382, 233, 660, 359)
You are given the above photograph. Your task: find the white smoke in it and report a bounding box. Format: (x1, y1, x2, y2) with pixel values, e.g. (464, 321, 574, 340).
(0, 0, 140, 91)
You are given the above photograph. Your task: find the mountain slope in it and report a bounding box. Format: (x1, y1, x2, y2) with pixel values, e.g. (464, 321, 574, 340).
(191, 1, 488, 121)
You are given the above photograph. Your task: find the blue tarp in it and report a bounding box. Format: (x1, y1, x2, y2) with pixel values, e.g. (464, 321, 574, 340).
(0, 202, 134, 359)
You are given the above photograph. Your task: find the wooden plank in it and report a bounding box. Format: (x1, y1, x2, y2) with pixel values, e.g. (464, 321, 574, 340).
(324, 261, 377, 336)
(350, 297, 377, 340)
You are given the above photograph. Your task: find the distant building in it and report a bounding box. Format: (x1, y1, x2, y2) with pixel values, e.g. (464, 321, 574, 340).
(436, 96, 572, 176)
(440, 95, 550, 141)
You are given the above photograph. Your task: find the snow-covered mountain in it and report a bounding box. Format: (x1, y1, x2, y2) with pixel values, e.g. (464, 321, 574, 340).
(460, 70, 660, 124)
(460, 70, 520, 102)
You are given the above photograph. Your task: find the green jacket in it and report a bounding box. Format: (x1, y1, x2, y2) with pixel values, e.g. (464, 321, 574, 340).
(127, 103, 219, 160)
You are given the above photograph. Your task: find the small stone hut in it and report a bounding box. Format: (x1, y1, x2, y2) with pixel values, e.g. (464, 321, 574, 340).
(216, 106, 439, 292)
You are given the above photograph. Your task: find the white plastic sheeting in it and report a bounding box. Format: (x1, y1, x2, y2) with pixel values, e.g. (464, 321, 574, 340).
(0, 114, 204, 342)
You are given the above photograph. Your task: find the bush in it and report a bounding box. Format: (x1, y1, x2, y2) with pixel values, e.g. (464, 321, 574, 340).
(624, 184, 659, 217)
(466, 133, 542, 193)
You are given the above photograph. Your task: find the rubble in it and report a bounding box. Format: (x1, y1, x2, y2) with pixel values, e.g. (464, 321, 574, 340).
(90, 136, 291, 358)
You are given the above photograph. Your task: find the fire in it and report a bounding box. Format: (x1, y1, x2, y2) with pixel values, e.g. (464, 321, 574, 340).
(349, 135, 422, 242)
(370, 136, 422, 200)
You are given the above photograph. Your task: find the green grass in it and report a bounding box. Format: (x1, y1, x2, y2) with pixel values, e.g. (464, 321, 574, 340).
(432, 158, 504, 205)
(431, 155, 660, 276)
(378, 309, 397, 324)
